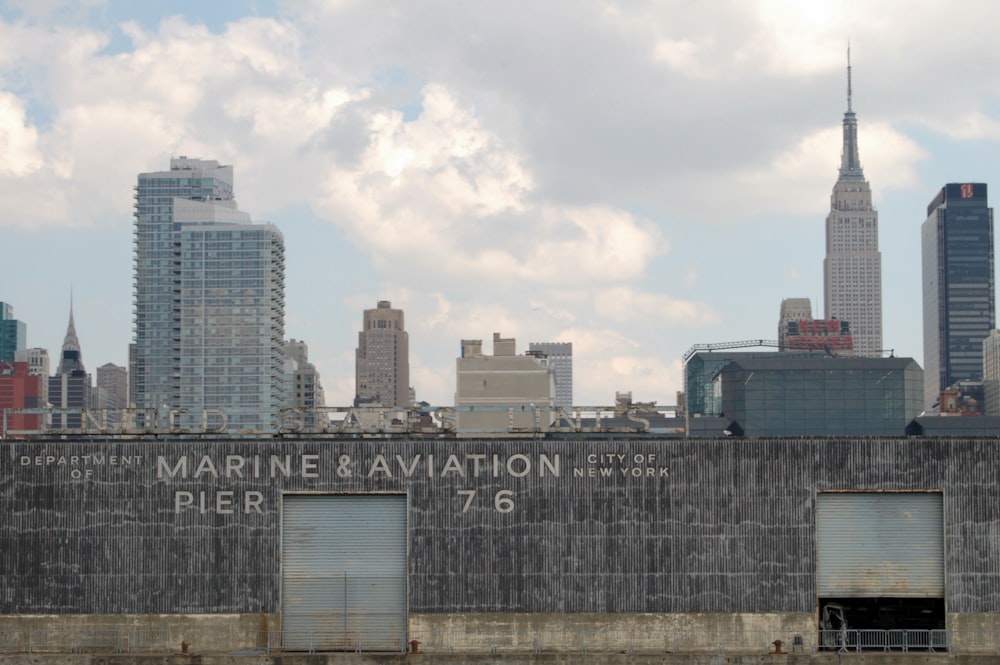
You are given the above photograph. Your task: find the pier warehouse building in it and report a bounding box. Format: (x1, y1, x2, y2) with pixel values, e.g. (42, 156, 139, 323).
(2, 434, 1000, 656)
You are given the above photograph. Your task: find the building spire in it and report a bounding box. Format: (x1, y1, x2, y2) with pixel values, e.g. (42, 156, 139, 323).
(63, 291, 80, 354)
(838, 44, 864, 181)
(847, 43, 852, 112)
(56, 291, 84, 375)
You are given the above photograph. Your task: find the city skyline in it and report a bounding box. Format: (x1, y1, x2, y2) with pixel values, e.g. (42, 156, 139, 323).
(3, 2, 1000, 406)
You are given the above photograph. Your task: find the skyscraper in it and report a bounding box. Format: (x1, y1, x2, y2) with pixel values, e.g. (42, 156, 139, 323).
(0, 302, 26, 362)
(983, 330, 1000, 416)
(823, 51, 883, 357)
(131, 157, 286, 432)
(528, 342, 573, 407)
(49, 303, 91, 429)
(922, 183, 995, 410)
(354, 301, 410, 407)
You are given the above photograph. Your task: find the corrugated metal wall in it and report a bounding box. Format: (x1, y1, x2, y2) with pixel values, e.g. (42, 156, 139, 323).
(817, 492, 944, 597)
(281, 494, 406, 651)
(2, 437, 1000, 616)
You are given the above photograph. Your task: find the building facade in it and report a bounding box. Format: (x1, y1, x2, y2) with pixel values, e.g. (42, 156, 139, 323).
(823, 54, 883, 357)
(3, 435, 1000, 655)
(778, 298, 812, 347)
(354, 301, 409, 407)
(922, 183, 995, 411)
(13, 347, 48, 407)
(0, 302, 25, 362)
(456, 334, 555, 434)
(0, 360, 42, 431)
(528, 342, 573, 407)
(131, 157, 286, 432)
(284, 339, 326, 427)
(984, 330, 1000, 416)
(718, 355, 923, 436)
(96, 363, 129, 411)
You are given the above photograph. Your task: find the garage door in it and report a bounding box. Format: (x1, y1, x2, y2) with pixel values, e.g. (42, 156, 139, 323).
(281, 494, 407, 651)
(817, 492, 944, 597)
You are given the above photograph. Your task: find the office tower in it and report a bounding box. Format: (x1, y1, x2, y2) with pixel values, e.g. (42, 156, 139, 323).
(529, 342, 573, 407)
(922, 183, 995, 410)
(131, 157, 286, 432)
(0, 302, 26, 361)
(355, 301, 410, 407)
(49, 304, 91, 429)
(0, 360, 43, 433)
(823, 51, 883, 357)
(96, 363, 128, 410)
(983, 330, 1000, 416)
(456, 333, 555, 434)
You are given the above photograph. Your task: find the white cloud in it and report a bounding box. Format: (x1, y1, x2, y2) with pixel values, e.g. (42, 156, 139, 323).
(0, 92, 42, 176)
(594, 287, 720, 328)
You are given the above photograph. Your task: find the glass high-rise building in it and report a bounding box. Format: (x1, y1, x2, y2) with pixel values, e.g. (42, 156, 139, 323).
(823, 52, 883, 357)
(0, 302, 26, 362)
(922, 183, 995, 411)
(132, 157, 286, 432)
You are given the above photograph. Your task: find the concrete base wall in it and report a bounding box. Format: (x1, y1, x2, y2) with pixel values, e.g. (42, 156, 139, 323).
(2, 612, 997, 657)
(408, 612, 817, 654)
(0, 612, 813, 655)
(0, 614, 280, 654)
(947, 613, 1000, 654)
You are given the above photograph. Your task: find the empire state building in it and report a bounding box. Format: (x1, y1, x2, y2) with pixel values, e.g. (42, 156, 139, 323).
(823, 52, 883, 357)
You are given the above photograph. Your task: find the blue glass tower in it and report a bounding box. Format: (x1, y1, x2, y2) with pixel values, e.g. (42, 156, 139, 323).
(132, 157, 285, 432)
(0, 302, 26, 362)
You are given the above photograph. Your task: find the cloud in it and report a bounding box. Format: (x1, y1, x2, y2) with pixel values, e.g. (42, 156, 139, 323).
(594, 287, 720, 328)
(315, 83, 665, 287)
(0, 91, 42, 176)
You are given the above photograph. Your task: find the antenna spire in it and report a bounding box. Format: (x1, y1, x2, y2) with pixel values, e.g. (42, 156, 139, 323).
(847, 43, 853, 112)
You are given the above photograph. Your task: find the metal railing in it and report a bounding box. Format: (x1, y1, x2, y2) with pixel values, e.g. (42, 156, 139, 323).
(819, 628, 950, 653)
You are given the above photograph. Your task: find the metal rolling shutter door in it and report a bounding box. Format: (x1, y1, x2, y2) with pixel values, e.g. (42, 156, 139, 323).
(282, 494, 407, 651)
(817, 492, 944, 597)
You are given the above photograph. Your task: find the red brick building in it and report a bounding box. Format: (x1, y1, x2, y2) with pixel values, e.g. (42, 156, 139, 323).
(0, 360, 42, 433)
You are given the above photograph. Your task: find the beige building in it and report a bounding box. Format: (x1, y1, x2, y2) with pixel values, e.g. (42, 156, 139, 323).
(823, 54, 883, 357)
(455, 333, 555, 435)
(355, 301, 410, 408)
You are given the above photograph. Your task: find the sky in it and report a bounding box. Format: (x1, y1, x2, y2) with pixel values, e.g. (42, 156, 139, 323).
(2, 0, 1000, 408)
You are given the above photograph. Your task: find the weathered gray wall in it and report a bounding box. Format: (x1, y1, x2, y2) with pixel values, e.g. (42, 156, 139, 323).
(1, 437, 997, 616)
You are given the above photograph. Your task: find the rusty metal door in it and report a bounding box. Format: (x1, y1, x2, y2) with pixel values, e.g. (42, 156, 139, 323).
(817, 492, 944, 597)
(281, 494, 407, 651)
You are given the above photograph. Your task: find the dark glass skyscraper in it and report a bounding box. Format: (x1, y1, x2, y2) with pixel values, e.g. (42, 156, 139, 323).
(921, 183, 995, 410)
(0, 302, 25, 362)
